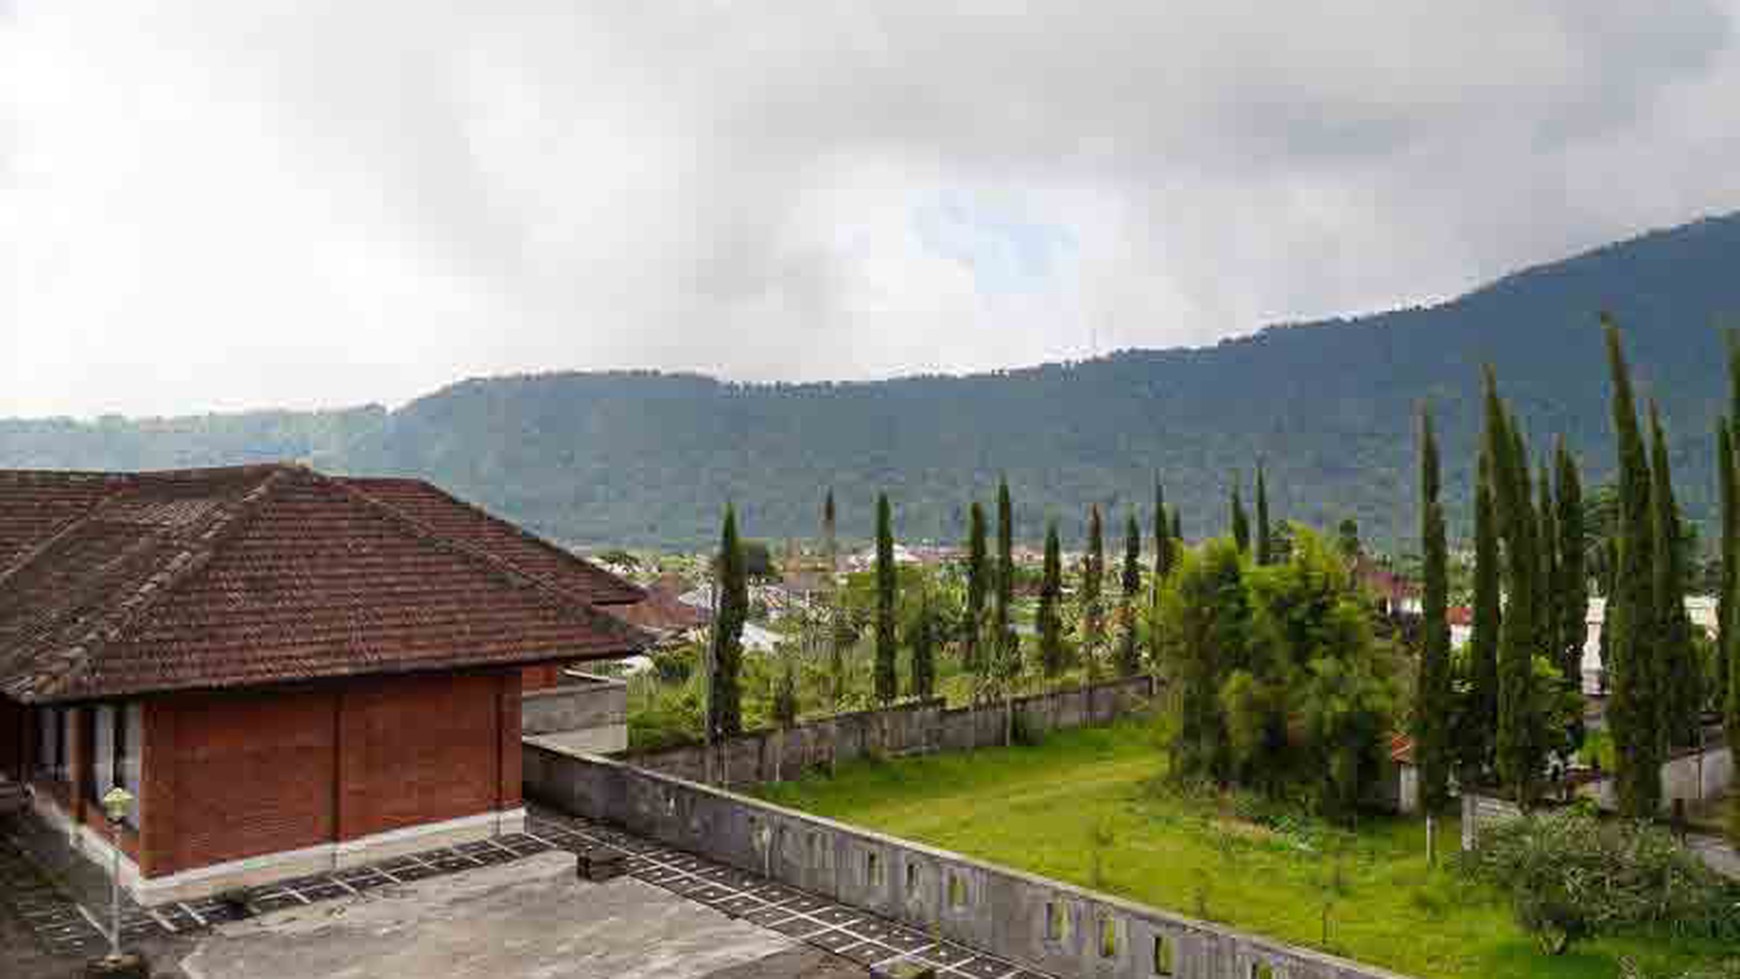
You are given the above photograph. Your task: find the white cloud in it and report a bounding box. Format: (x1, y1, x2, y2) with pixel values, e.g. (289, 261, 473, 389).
(5, 1, 1740, 417)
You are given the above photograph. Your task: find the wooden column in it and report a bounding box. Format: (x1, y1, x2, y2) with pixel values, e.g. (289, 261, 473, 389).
(497, 671, 522, 815)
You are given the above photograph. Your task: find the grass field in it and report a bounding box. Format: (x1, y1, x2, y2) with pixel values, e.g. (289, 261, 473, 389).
(755, 722, 1733, 979)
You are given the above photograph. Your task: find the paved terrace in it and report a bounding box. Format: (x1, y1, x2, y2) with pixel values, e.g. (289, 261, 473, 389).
(3, 806, 1062, 979)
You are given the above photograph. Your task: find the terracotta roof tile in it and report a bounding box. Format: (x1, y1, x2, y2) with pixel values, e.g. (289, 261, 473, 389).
(338, 478, 644, 606)
(0, 466, 649, 703)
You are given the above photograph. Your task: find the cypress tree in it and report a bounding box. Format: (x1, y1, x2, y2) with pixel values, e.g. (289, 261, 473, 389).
(1171, 509, 1182, 546)
(1538, 464, 1558, 665)
(1230, 481, 1251, 554)
(1255, 465, 1272, 565)
(1038, 521, 1065, 678)
(874, 492, 898, 705)
(1467, 443, 1502, 780)
(1486, 372, 1541, 804)
(964, 501, 989, 677)
(1150, 482, 1172, 670)
(1554, 438, 1588, 750)
(994, 477, 1015, 664)
(823, 489, 845, 706)
(909, 580, 936, 700)
(1154, 481, 1173, 580)
(994, 477, 1019, 744)
(711, 504, 747, 737)
(1414, 406, 1453, 862)
(1082, 504, 1106, 674)
(1118, 512, 1142, 676)
(1649, 403, 1700, 750)
(1722, 421, 1740, 765)
(1605, 319, 1663, 818)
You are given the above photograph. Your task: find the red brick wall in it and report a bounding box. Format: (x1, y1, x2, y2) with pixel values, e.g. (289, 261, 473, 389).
(162, 687, 338, 873)
(140, 668, 521, 876)
(521, 663, 564, 692)
(337, 672, 501, 840)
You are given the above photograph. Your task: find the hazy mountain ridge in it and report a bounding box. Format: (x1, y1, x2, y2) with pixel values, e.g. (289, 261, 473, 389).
(7, 212, 1740, 551)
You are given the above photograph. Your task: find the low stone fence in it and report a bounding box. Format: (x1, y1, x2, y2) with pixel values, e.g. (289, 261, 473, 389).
(522, 671, 628, 753)
(1460, 791, 1740, 881)
(1578, 740, 1733, 814)
(524, 739, 1411, 979)
(618, 675, 1156, 788)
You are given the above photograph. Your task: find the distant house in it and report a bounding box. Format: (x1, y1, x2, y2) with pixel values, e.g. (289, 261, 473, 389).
(610, 573, 709, 644)
(0, 465, 648, 904)
(1351, 556, 1420, 617)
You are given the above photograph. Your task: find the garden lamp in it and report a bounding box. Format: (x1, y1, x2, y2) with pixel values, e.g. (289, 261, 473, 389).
(101, 786, 133, 961)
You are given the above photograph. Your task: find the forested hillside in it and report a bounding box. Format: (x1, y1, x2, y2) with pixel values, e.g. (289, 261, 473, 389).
(6, 212, 1739, 551)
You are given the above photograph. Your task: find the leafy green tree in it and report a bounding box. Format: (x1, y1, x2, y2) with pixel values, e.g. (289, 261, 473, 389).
(1081, 504, 1106, 676)
(1650, 403, 1701, 750)
(874, 492, 899, 705)
(1255, 465, 1272, 566)
(1160, 538, 1248, 781)
(1554, 438, 1588, 751)
(1038, 521, 1066, 679)
(1415, 407, 1453, 862)
(964, 500, 988, 677)
(1118, 511, 1142, 676)
(1606, 318, 1663, 818)
(711, 504, 747, 737)
(908, 580, 936, 700)
(1230, 481, 1251, 554)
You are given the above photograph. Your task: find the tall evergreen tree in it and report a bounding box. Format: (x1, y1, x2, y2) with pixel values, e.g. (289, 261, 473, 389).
(874, 492, 898, 705)
(994, 476, 1015, 667)
(1466, 444, 1502, 780)
(1554, 438, 1588, 751)
(1486, 372, 1543, 804)
(1538, 465, 1558, 665)
(1171, 509, 1182, 546)
(1255, 465, 1272, 566)
(1722, 420, 1740, 774)
(1605, 319, 1663, 818)
(1414, 407, 1453, 862)
(908, 580, 936, 700)
(964, 500, 989, 678)
(1118, 512, 1142, 676)
(1230, 481, 1251, 554)
(1081, 504, 1106, 673)
(823, 489, 845, 706)
(711, 504, 747, 737)
(1649, 403, 1701, 750)
(1038, 521, 1066, 678)
(1150, 481, 1173, 670)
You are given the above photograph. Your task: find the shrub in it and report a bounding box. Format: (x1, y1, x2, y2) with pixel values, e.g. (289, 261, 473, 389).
(1459, 806, 1740, 954)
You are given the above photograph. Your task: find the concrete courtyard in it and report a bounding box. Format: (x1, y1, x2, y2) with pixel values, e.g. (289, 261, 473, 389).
(178, 851, 866, 979)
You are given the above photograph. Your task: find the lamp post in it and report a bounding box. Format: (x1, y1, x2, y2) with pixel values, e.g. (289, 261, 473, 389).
(100, 787, 134, 962)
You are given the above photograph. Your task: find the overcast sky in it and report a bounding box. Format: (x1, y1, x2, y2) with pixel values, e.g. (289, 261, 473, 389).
(6, 3, 1740, 419)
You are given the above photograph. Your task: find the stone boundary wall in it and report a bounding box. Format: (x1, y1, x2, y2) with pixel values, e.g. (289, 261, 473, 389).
(525, 739, 1412, 979)
(522, 671, 628, 738)
(1459, 790, 1740, 881)
(619, 675, 1157, 789)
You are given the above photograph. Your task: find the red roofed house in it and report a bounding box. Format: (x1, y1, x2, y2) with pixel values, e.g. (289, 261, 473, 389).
(0, 465, 648, 904)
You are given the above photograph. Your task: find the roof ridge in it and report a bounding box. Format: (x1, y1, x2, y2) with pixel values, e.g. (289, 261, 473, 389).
(0, 481, 134, 590)
(329, 477, 651, 650)
(28, 468, 294, 700)
(345, 478, 643, 606)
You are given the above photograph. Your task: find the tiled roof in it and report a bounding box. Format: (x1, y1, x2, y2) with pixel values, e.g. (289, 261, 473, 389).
(338, 478, 644, 606)
(0, 466, 649, 703)
(607, 574, 707, 635)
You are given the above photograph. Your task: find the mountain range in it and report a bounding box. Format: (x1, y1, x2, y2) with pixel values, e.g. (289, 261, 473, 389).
(6, 211, 1740, 553)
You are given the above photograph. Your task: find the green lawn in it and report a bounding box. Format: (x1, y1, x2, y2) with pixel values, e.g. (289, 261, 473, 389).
(755, 722, 1732, 979)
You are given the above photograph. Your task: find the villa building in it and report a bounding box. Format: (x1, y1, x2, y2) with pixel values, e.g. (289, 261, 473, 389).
(0, 465, 648, 904)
